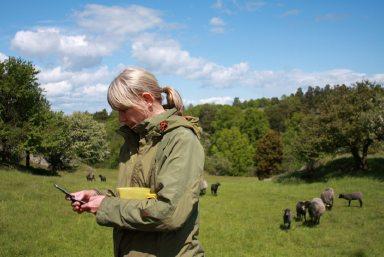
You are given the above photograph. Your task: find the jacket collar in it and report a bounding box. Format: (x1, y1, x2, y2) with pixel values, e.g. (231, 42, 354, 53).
(117, 108, 178, 141)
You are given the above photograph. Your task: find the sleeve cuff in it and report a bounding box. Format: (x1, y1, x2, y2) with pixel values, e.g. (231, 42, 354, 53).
(95, 196, 121, 226)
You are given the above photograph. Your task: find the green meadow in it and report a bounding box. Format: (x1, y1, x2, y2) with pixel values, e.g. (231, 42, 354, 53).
(1, 165, 383, 257)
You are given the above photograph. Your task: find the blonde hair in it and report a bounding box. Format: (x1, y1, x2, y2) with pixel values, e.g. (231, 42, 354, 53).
(107, 67, 184, 115)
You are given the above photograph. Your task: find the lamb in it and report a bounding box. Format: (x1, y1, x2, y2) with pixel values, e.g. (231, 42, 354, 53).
(320, 188, 334, 210)
(338, 192, 363, 207)
(306, 198, 326, 225)
(283, 208, 291, 230)
(99, 174, 106, 182)
(211, 183, 221, 196)
(199, 179, 208, 196)
(296, 201, 307, 221)
(86, 172, 95, 182)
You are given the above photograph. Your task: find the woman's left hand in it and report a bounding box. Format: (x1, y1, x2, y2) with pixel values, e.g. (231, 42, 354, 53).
(79, 195, 106, 214)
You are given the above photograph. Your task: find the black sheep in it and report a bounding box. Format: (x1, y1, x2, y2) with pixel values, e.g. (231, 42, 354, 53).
(296, 201, 307, 221)
(99, 174, 106, 182)
(339, 192, 363, 207)
(283, 208, 291, 229)
(211, 183, 221, 196)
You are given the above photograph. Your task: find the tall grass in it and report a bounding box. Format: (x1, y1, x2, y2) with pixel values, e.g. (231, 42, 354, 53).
(1, 166, 383, 257)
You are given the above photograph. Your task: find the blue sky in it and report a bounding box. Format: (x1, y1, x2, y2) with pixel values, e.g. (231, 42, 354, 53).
(0, 0, 383, 113)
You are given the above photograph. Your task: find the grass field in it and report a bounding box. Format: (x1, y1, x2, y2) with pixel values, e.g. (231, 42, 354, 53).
(1, 164, 384, 257)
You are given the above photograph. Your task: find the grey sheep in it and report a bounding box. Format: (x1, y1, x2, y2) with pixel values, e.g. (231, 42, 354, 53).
(199, 179, 208, 196)
(306, 198, 326, 225)
(320, 188, 334, 210)
(296, 201, 308, 221)
(339, 192, 363, 207)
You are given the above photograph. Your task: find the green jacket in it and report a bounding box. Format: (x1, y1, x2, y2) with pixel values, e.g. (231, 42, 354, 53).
(96, 109, 205, 257)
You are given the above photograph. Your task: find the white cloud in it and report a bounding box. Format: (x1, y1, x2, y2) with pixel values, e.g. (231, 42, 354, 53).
(244, 1, 266, 11)
(316, 13, 347, 22)
(0, 52, 7, 61)
(281, 9, 300, 17)
(11, 28, 112, 69)
(82, 83, 108, 95)
(37, 65, 120, 112)
(210, 17, 226, 33)
(75, 4, 164, 36)
(41, 81, 72, 96)
(130, 33, 384, 94)
(210, 17, 225, 26)
(212, 0, 265, 14)
(199, 96, 233, 105)
(11, 4, 166, 70)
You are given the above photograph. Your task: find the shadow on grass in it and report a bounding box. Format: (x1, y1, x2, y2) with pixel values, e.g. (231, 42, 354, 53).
(275, 157, 384, 184)
(1, 162, 59, 176)
(279, 224, 290, 231)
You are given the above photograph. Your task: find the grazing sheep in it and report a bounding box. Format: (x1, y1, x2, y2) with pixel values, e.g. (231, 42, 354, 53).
(99, 174, 106, 182)
(86, 172, 95, 182)
(283, 208, 292, 229)
(199, 179, 208, 196)
(211, 183, 221, 196)
(339, 192, 363, 207)
(307, 198, 326, 225)
(321, 188, 335, 210)
(296, 201, 307, 221)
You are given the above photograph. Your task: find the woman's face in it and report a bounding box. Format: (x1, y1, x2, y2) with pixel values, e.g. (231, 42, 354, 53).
(118, 105, 148, 128)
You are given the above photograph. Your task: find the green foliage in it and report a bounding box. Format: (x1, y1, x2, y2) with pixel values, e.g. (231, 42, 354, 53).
(185, 104, 218, 134)
(211, 127, 254, 176)
(316, 81, 384, 170)
(204, 154, 233, 175)
(68, 112, 109, 165)
(240, 108, 269, 144)
(211, 105, 244, 132)
(92, 109, 109, 122)
(39, 112, 74, 171)
(100, 111, 124, 168)
(283, 113, 328, 171)
(0, 57, 49, 164)
(254, 130, 283, 179)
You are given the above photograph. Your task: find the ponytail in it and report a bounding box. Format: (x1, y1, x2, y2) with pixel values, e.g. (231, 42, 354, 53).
(162, 86, 184, 115)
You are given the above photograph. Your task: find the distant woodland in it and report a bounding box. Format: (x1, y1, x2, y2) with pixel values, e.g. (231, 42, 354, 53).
(1, 57, 383, 178)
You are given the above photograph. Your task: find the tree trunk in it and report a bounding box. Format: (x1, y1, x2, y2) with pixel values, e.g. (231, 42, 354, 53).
(350, 146, 363, 170)
(361, 139, 373, 171)
(26, 150, 30, 167)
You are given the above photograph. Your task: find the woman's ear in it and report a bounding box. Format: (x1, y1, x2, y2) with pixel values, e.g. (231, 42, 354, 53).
(142, 92, 154, 107)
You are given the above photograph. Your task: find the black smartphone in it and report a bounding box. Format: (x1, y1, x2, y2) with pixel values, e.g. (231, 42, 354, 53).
(54, 183, 86, 204)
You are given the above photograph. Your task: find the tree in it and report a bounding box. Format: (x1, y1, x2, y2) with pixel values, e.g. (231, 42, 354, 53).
(254, 130, 283, 179)
(318, 81, 384, 170)
(240, 108, 269, 144)
(212, 105, 244, 132)
(283, 113, 327, 172)
(0, 57, 49, 165)
(93, 109, 109, 122)
(232, 97, 241, 106)
(68, 112, 109, 165)
(39, 112, 74, 171)
(210, 127, 254, 176)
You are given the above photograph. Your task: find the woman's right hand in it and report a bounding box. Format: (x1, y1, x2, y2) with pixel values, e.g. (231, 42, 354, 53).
(68, 190, 98, 213)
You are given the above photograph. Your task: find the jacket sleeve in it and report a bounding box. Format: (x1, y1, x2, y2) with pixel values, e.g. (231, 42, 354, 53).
(95, 128, 204, 231)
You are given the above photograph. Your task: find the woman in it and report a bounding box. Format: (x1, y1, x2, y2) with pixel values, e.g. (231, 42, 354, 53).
(70, 68, 205, 257)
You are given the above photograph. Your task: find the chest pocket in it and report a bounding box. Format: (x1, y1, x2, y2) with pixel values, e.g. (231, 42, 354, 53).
(130, 142, 159, 188)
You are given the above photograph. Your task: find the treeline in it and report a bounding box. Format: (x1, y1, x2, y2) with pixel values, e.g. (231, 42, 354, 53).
(184, 83, 384, 178)
(0, 57, 109, 171)
(2, 57, 384, 177)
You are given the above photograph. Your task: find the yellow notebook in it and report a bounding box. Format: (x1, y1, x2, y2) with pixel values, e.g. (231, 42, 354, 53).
(116, 187, 157, 200)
